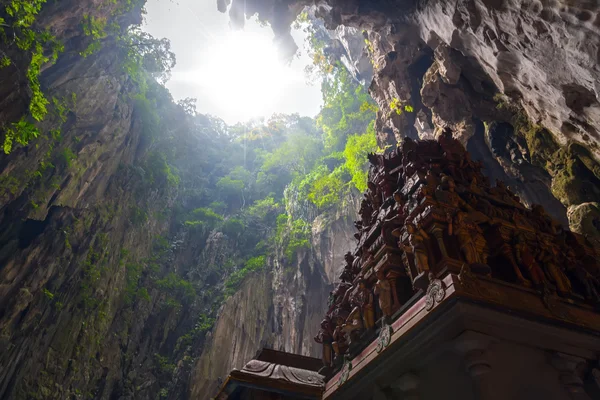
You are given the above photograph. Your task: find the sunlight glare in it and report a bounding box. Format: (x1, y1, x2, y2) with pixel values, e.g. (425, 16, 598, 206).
(197, 31, 299, 121)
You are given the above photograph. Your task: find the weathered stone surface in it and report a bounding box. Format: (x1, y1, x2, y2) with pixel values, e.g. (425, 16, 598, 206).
(225, 0, 600, 231)
(191, 204, 356, 400)
(568, 202, 600, 245)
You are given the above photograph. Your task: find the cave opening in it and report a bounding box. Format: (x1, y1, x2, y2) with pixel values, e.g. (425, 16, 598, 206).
(1, 1, 600, 400)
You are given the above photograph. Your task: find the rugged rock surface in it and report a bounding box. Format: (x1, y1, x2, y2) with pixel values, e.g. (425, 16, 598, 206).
(0, 2, 360, 399)
(190, 195, 357, 400)
(223, 0, 600, 239)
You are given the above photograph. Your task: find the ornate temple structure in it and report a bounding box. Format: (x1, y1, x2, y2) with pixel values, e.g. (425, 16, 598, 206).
(215, 131, 600, 400)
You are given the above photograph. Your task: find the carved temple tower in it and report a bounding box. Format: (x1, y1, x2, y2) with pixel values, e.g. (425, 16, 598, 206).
(214, 130, 600, 400)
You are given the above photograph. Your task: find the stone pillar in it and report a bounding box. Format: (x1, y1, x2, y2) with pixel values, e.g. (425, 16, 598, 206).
(550, 352, 591, 400)
(454, 331, 497, 400)
(391, 372, 420, 400)
(431, 223, 448, 259)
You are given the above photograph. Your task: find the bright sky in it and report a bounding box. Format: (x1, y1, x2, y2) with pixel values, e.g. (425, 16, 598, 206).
(143, 0, 322, 124)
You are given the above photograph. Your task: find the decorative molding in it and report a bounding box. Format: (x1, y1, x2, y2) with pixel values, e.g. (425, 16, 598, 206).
(550, 352, 589, 397)
(425, 276, 445, 311)
(376, 322, 393, 353)
(338, 357, 352, 387)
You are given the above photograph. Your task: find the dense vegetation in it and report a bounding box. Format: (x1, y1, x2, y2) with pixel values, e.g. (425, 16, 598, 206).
(0, 2, 378, 397)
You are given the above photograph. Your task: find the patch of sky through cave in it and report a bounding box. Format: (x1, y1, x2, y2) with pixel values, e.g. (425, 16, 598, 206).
(142, 0, 323, 124)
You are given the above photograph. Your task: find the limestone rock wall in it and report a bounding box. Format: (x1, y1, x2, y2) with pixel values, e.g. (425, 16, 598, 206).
(232, 0, 600, 239)
(190, 204, 357, 400)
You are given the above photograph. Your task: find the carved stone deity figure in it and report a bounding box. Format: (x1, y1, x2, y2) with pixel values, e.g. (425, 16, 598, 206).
(342, 308, 363, 345)
(332, 316, 349, 357)
(314, 317, 334, 367)
(401, 222, 431, 274)
(449, 212, 485, 265)
(359, 198, 373, 228)
(354, 279, 375, 330)
(469, 176, 484, 195)
(374, 268, 393, 318)
(343, 251, 356, 277)
(435, 174, 473, 212)
(367, 181, 383, 211)
(537, 237, 572, 296)
(513, 234, 546, 287)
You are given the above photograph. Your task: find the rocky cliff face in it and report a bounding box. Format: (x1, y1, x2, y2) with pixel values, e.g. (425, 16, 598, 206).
(226, 0, 600, 240)
(190, 193, 357, 399)
(0, 2, 361, 399)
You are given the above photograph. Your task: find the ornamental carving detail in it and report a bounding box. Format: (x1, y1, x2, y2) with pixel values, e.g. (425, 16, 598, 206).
(376, 322, 392, 353)
(425, 276, 446, 311)
(314, 128, 600, 377)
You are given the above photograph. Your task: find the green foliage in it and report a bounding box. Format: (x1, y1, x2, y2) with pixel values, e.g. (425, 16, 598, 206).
(220, 217, 245, 238)
(3, 117, 39, 154)
(300, 164, 345, 209)
(27, 44, 50, 121)
(143, 151, 180, 188)
(0, 175, 21, 198)
(184, 207, 223, 230)
(216, 176, 244, 197)
(176, 314, 216, 349)
(155, 273, 195, 302)
(224, 255, 266, 296)
(124, 262, 141, 303)
(80, 246, 103, 311)
(133, 93, 160, 140)
(60, 148, 77, 168)
(208, 201, 227, 214)
(154, 354, 175, 375)
(317, 66, 375, 152)
(246, 196, 279, 220)
(118, 29, 176, 93)
(129, 205, 148, 226)
(42, 288, 54, 300)
(343, 123, 378, 192)
(275, 213, 289, 245)
(80, 15, 107, 57)
(0, 56, 10, 68)
(285, 219, 310, 260)
(1, 0, 68, 152)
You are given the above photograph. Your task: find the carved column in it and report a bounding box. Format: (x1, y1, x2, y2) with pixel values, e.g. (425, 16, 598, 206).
(391, 372, 420, 400)
(431, 223, 448, 259)
(454, 331, 497, 400)
(387, 269, 402, 311)
(550, 353, 591, 400)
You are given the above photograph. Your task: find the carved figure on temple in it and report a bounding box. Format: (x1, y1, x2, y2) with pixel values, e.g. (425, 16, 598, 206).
(342, 252, 356, 279)
(449, 212, 486, 265)
(359, 198, 373, 228)
(342, 306, 364, 345)
(314, 317, 334, 368)
(537, 237, 572, 296)
(367, 181, 382, 211)
(374, 268, 393, 319)
(354, 279, 375, 330)
(469, 176, 484, 195)
(332, 315, 349, 359)
(400, 222, 431, 275)
(513, 234, 546, 287)
(421, 170, 438, 199)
